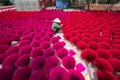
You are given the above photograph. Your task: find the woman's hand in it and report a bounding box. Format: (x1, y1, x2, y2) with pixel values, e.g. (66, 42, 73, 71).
(61, 24, 63, 26)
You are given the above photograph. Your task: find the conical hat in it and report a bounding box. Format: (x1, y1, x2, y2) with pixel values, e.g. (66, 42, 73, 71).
(53, 18, 61, 23)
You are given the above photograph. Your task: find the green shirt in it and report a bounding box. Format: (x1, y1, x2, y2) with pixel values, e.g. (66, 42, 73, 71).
(51, 22, 62, 31)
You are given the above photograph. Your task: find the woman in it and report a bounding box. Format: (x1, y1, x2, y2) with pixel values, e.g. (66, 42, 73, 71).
(51, 18, 63, 33)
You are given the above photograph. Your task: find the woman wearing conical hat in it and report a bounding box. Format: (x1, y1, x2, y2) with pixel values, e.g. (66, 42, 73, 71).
(51, 18, 63, 33)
